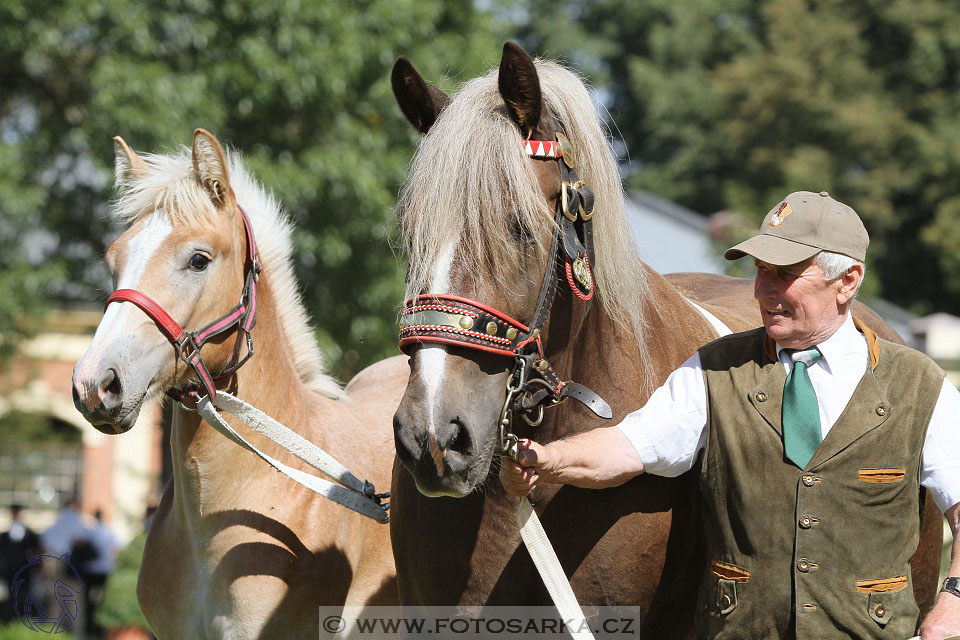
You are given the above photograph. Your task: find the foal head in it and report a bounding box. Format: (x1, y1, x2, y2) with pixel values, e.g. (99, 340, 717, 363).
(73, 130, 259, 433)
(391, 43, 642, 497)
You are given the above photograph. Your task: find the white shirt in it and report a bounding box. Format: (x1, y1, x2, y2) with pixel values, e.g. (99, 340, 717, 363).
(618, 314, 960, 513)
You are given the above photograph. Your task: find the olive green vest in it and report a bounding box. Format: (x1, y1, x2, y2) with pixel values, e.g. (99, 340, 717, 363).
(696, 322, 943, 639)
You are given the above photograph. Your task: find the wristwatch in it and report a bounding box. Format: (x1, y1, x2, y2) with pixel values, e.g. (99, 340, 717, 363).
(942, 577, 960, 598)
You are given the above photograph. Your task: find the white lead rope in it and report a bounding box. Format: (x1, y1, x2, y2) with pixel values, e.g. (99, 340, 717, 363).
(517, 497, 597, 640)
(196, 392, 389, 523)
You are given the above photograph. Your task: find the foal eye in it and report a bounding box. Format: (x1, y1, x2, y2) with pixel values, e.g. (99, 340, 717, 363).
(188, 254, 211, 271)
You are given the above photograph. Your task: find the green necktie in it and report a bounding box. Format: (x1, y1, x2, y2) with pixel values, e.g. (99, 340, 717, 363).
(782, 347, 823, 468)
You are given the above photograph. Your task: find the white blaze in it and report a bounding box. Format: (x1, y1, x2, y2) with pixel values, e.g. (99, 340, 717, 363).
(421, 242, 457, 469)
(75, 213, 173, 388)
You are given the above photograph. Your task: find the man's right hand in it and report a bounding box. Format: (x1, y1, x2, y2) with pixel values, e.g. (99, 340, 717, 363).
(500, 439, 551, 497)
(498, 427, 647, 497)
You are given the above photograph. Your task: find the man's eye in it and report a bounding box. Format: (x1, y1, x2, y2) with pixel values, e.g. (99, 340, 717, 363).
(189, 254, 211, 271)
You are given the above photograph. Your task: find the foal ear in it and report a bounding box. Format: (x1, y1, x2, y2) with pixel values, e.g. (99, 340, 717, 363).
(113, 136, 147, 185)
(192, 128, 231, 206)
(498, 41, 542, 136)
(392, 56, 450, 135)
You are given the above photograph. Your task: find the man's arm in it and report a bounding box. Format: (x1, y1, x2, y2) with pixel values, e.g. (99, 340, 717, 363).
(918, 502, 960, 639)
(499, 427, 646, 497)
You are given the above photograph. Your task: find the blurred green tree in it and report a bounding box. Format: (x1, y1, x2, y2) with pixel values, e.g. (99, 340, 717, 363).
(521, 0, 960, 313)
(0, 0, 506, 379)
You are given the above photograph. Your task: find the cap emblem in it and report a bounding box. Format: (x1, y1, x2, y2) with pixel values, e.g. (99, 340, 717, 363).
(769, 202, 792, 227)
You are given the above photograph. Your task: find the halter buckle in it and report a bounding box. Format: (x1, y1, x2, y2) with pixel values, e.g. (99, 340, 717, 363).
(177, 334, 198, 362)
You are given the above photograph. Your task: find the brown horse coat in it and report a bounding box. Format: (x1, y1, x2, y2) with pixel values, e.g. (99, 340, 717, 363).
(388, 44, 941, 636)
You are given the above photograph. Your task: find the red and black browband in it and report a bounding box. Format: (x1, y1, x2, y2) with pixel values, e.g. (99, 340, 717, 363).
(106, 204, 261, 402)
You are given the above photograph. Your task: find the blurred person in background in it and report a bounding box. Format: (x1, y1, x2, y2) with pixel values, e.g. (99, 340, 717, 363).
(0, 504, 40, 622)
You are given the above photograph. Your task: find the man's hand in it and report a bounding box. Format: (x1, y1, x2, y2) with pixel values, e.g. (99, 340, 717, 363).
(918, 590, 960, 639)
(921, 502, 960, 639)
(500, 439, 551, 497)
(499, 428, 647, 497)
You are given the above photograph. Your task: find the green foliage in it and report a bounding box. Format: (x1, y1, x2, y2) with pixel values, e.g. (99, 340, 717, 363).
(0, 622, 75, 639)
(520, 0, 960, 314)
(0, 0, 508, 379)
(96, 532, 150, 632)
(0, 411, 81, 445)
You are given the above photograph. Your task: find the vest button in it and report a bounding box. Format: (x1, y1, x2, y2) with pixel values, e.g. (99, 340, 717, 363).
(755, 391, 767, 402)
(720, 593, 731, 608)
(802, 474, 815, 487)
(875, 603, 886, 618)
(876, 405, 886, 416)
(799, 515, 813, 529)
(797, 559, 810, 572)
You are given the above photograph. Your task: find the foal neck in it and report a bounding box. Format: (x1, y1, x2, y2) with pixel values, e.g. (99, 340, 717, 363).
(168, 272, 328, 515)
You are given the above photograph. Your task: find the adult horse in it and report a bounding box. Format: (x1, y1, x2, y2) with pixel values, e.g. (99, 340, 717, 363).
(72, 130, 403, 639)
(389, 43, 943, 632)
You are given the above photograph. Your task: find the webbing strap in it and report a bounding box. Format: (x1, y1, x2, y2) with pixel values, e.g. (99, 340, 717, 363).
(197, 392, 389, 523)
(517, 498, 596, 640)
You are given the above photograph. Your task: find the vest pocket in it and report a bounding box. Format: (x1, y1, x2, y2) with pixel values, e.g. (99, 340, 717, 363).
(717, 579, 738, 615)
(860, 576, 908, 627)
(858, 468, 905, 483)
(711, 561, 749, 616)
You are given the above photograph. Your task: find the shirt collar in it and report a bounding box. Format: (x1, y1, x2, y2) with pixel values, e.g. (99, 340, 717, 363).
(774, 313, 862, 372)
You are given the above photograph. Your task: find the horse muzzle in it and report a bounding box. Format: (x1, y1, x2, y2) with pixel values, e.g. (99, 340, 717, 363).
(72, 348, 149, 434)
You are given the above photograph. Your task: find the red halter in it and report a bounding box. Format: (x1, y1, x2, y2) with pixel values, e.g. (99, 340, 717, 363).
(105, 205, 261, 402)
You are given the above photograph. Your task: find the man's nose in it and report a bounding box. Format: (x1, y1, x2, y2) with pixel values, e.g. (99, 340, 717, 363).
(754, 271, 774, 299)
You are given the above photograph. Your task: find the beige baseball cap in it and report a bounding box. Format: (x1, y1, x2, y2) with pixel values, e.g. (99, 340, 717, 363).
(724, 190, 869, 265)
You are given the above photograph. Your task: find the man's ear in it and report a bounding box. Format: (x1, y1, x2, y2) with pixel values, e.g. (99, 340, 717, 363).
(837, 262, 864, 305)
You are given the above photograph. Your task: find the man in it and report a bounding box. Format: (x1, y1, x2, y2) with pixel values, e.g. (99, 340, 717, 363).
(501, 191, 960, 638)
(0, 504, 40, 622)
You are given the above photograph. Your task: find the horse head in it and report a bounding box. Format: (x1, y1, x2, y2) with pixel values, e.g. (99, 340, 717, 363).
(72, 130, 255, 433)
(392, 43, 632, 497)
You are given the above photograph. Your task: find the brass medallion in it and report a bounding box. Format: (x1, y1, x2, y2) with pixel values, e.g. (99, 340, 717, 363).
(556, 132, 575, 169)
(572, 257, 593, 291)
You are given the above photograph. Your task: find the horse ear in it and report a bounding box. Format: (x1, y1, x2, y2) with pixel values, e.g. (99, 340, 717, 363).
(392, 56, 450, 134)
(498, 41, 542, 136)
(113, 136, 146, 185)
(192, 128, 231, 205)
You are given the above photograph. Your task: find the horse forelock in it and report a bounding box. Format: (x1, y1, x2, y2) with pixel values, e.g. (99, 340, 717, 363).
(110, 146, 343, 399)
(399, 59, 659, 374)
(399, 72, 554, 300)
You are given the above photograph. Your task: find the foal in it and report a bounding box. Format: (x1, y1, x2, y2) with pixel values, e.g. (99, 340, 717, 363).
(73, 130, 403, 639)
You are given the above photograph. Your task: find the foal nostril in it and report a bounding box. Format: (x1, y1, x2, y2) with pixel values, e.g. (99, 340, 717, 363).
(99, 368, 123, 406)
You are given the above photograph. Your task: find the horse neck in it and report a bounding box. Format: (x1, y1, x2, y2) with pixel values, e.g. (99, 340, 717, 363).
(169, 273, 331, 516)
(540, 263, 718, 437)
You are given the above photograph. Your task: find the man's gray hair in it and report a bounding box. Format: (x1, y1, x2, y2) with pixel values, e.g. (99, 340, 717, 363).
(814, 251, 865, 294)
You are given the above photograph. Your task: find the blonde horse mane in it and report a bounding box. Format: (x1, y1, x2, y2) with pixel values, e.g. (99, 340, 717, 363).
(111, 147, 343, 399)
(399, 59, 658, 374)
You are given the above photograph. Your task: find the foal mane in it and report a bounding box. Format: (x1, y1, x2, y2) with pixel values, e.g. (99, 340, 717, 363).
(112, 147, 343, 399)
(399, 60, 659, 378)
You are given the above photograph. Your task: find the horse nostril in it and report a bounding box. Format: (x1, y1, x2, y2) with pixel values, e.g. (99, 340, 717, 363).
(99, 368, 123, 401)
(439, 419, 471, 454)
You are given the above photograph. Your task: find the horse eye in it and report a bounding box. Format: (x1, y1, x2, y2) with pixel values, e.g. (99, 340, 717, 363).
(189, 254, 211, 271)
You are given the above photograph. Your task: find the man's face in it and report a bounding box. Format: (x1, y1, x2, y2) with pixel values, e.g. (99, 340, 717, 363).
(754, 257, 846, 349)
